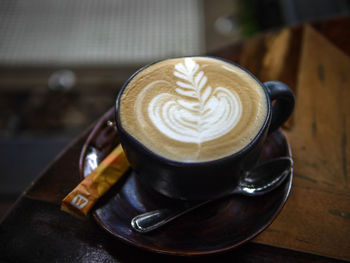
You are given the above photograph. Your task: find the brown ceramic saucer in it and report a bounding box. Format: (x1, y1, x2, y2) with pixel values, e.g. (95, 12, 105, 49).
(79, 108, 293, 256)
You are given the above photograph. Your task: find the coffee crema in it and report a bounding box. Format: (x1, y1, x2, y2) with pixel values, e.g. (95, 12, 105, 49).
(119, 57, 268, 162)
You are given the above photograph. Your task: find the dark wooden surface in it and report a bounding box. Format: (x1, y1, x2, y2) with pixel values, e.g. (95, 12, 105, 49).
(1, 196, 344, 263)
(1, 16, 350, 262)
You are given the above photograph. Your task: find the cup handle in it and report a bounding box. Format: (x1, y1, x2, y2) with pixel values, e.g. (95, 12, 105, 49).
(264, 81, 295, 133)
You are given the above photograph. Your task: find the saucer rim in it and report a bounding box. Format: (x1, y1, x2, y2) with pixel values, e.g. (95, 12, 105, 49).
(92, 171, 293, 256)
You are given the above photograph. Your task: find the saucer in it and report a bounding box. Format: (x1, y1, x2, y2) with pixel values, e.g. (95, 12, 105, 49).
(79, 108, 293, 256)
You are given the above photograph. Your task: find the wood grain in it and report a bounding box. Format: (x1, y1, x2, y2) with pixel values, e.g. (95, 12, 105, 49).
(239, 27, 302, 130)
(253, 25, 350, 261)
(291, 25, 350, 189)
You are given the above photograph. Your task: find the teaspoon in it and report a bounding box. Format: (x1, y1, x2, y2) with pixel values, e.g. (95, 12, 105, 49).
(131, 157, 292, 233)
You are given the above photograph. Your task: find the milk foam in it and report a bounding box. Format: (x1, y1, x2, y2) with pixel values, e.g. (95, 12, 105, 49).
(147, 58, 242, 143)
(119, 57, 268, 162)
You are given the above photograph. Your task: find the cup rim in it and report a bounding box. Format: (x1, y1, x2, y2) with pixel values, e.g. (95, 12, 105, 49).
(115, 55, 272, 167)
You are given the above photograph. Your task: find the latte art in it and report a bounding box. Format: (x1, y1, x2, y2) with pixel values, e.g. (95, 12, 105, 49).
(119, 57, 268, 162)
(148, 58, 242, 143)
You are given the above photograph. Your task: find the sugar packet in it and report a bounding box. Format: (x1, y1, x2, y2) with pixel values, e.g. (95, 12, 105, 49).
(61, 144, 129, 218)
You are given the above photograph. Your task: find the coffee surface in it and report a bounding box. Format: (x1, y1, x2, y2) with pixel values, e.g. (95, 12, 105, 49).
(119, 57, 268, 162)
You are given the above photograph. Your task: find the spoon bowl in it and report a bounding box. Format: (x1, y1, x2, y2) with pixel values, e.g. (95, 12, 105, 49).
(234, 157, 293, 196)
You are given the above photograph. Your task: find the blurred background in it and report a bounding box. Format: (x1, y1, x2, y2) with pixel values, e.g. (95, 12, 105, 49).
(0, 0, 349, 219)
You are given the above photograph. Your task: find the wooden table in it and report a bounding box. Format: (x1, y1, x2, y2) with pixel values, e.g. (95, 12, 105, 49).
(1, 17, 349, 262)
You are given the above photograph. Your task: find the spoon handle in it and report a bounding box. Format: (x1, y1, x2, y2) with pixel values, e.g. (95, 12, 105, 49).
(131, 201, 210, 233)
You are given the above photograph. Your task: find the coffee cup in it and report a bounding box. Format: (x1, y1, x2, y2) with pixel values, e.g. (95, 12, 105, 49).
(115, 56, 294, 200)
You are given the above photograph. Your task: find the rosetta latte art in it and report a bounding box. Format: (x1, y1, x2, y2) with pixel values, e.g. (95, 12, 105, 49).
(148, 58, 242, 143)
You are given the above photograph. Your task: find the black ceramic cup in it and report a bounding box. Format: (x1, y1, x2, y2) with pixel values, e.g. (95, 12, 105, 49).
(115, 56, 294, 201)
